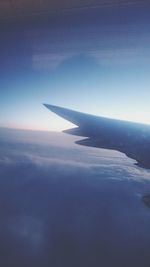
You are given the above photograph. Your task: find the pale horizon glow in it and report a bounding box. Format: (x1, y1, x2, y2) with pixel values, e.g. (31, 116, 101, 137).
(1, 105, 150, 132)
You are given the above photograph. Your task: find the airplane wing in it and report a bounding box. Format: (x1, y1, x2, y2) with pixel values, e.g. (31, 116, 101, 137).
(44, 104, 150, 169)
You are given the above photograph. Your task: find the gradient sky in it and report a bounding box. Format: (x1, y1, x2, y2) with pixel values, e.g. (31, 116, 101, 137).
(1, 1, 150, 131)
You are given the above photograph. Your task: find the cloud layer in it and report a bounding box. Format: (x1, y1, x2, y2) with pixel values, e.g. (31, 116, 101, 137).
(0, 128, 150, 266)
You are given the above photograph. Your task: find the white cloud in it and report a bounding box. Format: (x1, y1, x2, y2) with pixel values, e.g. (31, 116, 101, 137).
(32, 52, 74, 70)
(89, 48, 150, 66)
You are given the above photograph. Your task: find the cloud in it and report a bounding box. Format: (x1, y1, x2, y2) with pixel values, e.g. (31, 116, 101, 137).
(89, 48, 150, 66)
(30, 24, 150, 71)
(1, 129, 150, 266)
(32, 46, 150, 71)
(6, 215, 44, 250)
(32, 52, 75, 70)
(24, 1, 150, 72)
(1, 129, 150, 182)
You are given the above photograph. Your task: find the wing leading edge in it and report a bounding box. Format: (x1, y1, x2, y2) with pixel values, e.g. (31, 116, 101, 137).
(44, 104, 150, 169)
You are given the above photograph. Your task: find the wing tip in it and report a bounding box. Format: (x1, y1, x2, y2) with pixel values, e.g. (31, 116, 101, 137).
(43, 103, 61, 113)
(43, 103, 55, 109)
(43, 103, 81, 126)
(43, 103, 71, 118)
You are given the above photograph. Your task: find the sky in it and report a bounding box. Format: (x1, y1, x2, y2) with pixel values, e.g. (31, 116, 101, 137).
(1, 1, 150, 131)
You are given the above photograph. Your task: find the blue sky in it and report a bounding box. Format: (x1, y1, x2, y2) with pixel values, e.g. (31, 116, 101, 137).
(1, 2, 150, 131)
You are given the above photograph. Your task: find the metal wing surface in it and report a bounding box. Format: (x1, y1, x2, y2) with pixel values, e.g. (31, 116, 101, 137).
(44, 104, 150, 169)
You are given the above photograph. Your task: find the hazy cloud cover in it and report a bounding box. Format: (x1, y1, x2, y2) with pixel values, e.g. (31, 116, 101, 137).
(0, 128, 150, 266)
